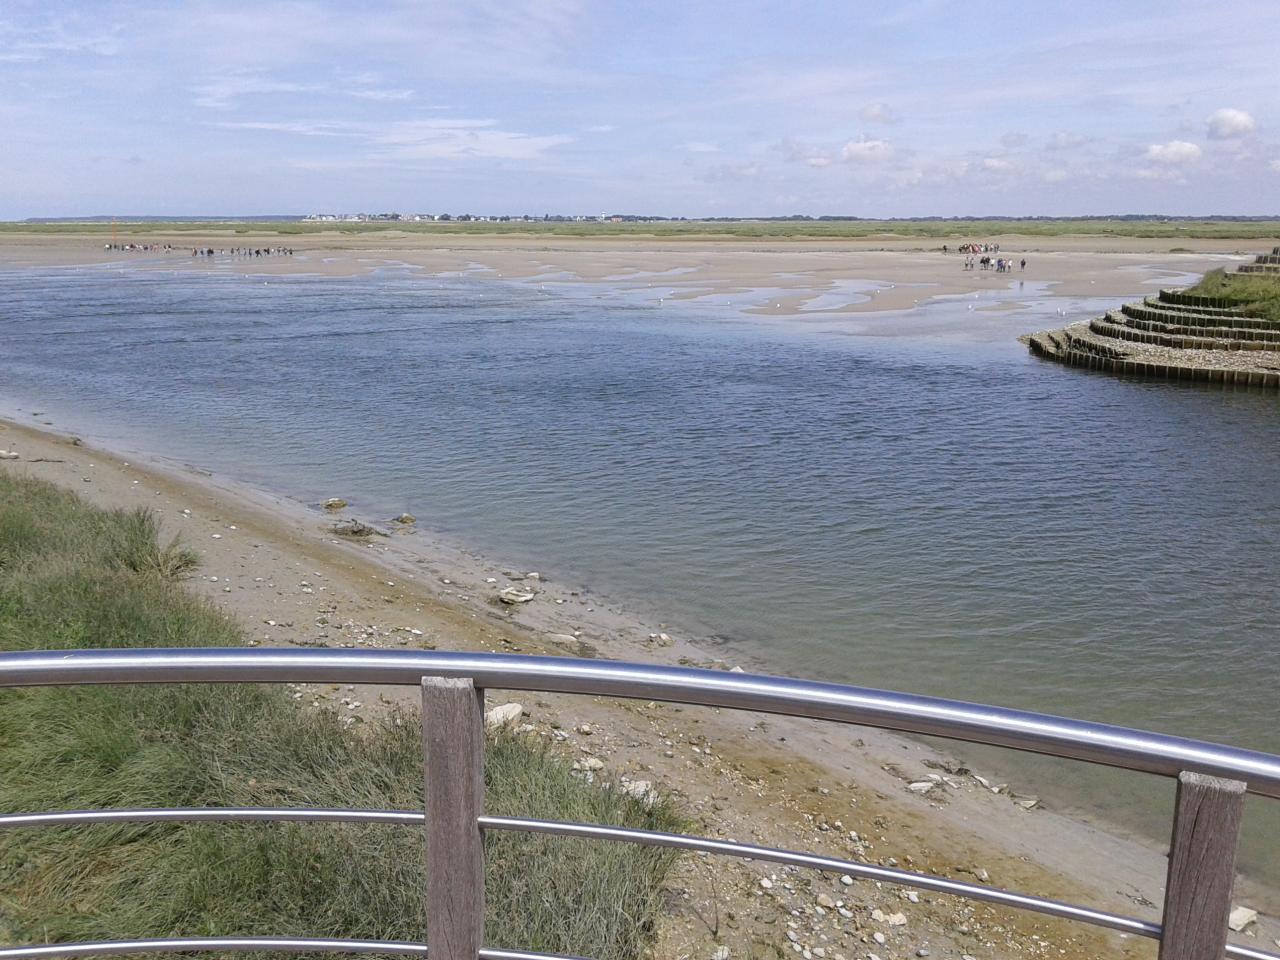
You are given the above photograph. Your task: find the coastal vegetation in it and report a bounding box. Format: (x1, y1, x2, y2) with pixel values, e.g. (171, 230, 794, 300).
(1183, 268, 1280, 322)
(0, 472, 681, 959)
(3, 216, 1280, 242)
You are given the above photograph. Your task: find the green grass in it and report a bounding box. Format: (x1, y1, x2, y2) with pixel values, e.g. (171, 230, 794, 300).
(0, 473, 682, 959)
(4, 217, 1280, 241)
(1182, 268, 1280, 322)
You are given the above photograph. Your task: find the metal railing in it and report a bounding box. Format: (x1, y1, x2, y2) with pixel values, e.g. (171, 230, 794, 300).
(1, 647, 1277, 960)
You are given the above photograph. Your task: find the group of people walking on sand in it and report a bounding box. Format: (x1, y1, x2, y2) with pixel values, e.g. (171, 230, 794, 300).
(191, 247, 294, 258)
(963, 255, 1026, 272)
(102, 243, 295, 258)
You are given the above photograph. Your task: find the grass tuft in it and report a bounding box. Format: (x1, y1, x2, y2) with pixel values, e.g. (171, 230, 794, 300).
(1183, 268, 1280, 321)
(0, 472, 682, 959)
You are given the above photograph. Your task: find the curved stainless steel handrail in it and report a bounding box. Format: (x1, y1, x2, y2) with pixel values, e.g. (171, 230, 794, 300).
(0, 943, 586, 960)
(0, 808, 424, 829)
(3, 648, 1279, 796)
(0, 938, 429, 959)
(479, 816, 1160, 939)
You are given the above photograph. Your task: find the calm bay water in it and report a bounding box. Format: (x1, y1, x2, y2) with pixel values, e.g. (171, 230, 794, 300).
(3, 264, 1278, 882)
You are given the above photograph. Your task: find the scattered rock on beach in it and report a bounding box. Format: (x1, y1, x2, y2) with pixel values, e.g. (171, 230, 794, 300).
(620, 778, 658, 805)
(323, 497, 347, 511)
(0, 450, 19, 460)
(1228, 906, 1258, 931)
(333, 518, 386, 538)
(498, 586, 536, 604)
(393, 513, 416, 524)
(484, 702, 524, 728)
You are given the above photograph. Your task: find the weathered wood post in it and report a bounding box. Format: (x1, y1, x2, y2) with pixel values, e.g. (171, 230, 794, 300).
(423, 677, 486, 960)
(1157, 771, 1246, 960)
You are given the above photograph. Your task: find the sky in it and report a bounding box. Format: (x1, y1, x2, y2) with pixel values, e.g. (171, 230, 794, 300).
(2, 0, 1278, 219)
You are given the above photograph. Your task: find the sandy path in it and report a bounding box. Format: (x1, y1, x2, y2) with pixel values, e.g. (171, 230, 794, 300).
(3, 417, 1278, 960)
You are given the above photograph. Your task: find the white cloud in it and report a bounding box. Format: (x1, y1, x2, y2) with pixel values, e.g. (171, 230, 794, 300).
(859, 102, 896, 124)
(216, 120, 357, 137)
(1270, 159, 1280, 174)
(806, 156, 832, 168)
(683, 141, 720, 153)
(586, 124, 616, 133)
(1047, 131, 1089, 151)
(218, 117, 573, 161)
(982, 157, 1015, 173)
(1042, 169, 1070, 183)
(349, 88, 414, 102)
(193, 75, 323, 109)
(1207, 107, 1256, 139)
(1145, 140, 1201, 164)
(702, 162, 761, 182)
(841, 138, 894, 163)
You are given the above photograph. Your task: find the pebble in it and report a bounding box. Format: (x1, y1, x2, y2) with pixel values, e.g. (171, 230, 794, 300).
(620, 779, 657, 805)
(498, 586, 535, 604)
(1228, 906, 1257, 931)
(484, 703, 524, 728)
(760, 877, 773, 890)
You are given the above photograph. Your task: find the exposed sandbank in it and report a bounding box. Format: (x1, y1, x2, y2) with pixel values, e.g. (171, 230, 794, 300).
(0, 232, 1255, 318)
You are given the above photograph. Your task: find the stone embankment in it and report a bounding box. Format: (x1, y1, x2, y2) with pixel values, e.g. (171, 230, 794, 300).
(1024, 248, 1280, 387)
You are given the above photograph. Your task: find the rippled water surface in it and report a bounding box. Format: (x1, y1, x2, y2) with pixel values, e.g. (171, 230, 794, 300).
(3, 265, 1279, 882)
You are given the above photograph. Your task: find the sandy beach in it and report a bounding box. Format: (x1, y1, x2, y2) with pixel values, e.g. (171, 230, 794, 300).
(2, 233, 1278, 958)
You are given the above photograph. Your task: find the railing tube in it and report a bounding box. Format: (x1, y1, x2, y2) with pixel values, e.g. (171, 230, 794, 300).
(422, 678, 486, 960)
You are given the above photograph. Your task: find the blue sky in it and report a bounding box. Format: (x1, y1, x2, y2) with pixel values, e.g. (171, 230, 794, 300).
(2, 1, 1277, 218)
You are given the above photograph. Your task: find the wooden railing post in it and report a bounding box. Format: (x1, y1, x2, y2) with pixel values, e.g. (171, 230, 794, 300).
(422, 677, 486, 960)
(1158, 771, 1246, 960)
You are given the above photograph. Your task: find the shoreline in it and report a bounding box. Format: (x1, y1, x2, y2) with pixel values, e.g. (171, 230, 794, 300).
(3, 412, 1277, 958)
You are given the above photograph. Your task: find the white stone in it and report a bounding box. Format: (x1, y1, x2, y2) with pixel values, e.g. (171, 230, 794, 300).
(498, 586, 535, 604)
(760, 877, 773, 890)
(816, 893, 835, 908)
(907, 781, 934, 794)
(620, 779, 658, 805)
(1228, 906, 1258, 932)
(484, 702, 524, 728)
(712, 947, 730, 960)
